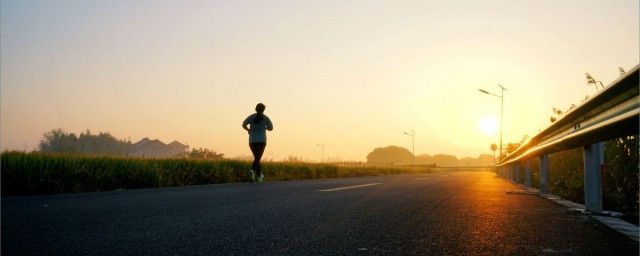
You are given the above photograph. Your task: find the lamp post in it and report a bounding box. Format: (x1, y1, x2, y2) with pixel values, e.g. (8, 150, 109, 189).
(403, 130, 415, 165)
(316, 143, 325, 163)
(479, 84, 507, 160)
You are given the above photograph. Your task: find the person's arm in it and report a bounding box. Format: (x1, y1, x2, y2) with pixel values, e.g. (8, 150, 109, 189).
(242, 116, 251, 134)
(266, 117, 273, 131)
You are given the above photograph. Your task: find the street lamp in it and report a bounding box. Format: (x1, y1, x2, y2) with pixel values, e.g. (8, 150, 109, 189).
(479, 84, 507, 160)
(403, 130, 415, 165)
(316, 143, 325, 162)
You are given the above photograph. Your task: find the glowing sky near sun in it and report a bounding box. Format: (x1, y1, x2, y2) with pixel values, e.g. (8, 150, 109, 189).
(1, 0, 638, 161)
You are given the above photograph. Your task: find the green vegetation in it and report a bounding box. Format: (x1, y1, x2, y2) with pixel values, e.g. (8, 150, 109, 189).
(520, 136, 638, 224)
(187, 148, 224, 159)
(1, 151, 433, 196)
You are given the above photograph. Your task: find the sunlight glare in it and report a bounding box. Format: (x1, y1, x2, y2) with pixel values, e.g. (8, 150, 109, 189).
(479, 116, 498, 134)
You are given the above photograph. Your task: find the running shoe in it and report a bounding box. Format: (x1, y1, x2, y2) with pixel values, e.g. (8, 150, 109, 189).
(248, 170, 255, 183)
(258, 173, 264, 182)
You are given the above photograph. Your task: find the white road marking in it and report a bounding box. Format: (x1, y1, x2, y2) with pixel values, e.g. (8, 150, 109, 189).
(415, 177, 430, 180)
(318, 183, 382, 192)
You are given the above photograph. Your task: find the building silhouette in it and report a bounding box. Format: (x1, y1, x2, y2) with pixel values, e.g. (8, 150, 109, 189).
(129, 138, 188, 158)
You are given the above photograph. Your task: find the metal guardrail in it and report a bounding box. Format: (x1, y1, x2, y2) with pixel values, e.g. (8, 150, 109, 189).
(496, 64, 639, 167)
(492, 64, 638, 214)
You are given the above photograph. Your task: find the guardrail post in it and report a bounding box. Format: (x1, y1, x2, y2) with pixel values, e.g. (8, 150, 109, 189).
(502, 166, 506, 179)
(584, 142, 604, 213)
(525, 159, 532, 187)
(539, 155, 549, 194)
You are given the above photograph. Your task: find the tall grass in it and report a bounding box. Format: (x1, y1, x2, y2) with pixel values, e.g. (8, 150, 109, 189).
(1, 151, 160, 195)
(1, 151, 433, 196)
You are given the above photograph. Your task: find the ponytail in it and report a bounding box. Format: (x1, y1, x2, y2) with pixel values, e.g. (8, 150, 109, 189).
(253, 113, 264, 124)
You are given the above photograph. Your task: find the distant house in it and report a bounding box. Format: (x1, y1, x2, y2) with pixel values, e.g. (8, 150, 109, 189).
(129, 138, 188, 158)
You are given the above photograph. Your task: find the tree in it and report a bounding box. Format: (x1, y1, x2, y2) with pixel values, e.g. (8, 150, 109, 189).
(501, 136, 530, 158)
(459, 154, 494, 166)
(415, 154, 434, 165)
(39, 128, 77, 153)
(38, 128, 130, 155)
(432, 154, 458, 167)
(366, 146, 412, 165)
(188, 148, 224, 159)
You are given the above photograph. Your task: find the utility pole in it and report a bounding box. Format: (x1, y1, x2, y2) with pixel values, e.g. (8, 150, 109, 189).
(403, 130, 415, 165)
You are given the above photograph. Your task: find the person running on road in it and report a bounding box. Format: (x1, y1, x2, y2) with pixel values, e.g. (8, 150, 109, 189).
(242, 103, 273, 182)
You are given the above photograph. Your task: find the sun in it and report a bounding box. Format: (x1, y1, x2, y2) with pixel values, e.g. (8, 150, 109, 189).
(479, 116, 498, 134)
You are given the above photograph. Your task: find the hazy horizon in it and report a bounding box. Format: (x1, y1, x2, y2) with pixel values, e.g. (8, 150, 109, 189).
(2, 0, 638, 161)
(30, 126, 501, 160)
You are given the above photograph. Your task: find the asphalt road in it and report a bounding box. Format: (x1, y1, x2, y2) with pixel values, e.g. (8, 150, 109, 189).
(2, 171, 638, 255)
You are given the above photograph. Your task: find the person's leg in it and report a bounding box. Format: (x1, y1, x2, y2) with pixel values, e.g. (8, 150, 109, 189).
(249, 143, 267, 177)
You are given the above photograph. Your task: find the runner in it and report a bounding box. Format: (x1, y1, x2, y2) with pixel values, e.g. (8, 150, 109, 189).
(242, 103, 273, 182)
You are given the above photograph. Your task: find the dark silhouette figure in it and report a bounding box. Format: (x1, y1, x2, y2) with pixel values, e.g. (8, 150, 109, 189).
(242, 103, 273, 182)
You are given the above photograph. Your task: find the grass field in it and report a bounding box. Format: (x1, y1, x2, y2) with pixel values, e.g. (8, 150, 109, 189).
(1, 151, 439, 196)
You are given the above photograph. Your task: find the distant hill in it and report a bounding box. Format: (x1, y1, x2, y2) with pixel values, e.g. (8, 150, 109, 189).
(366, 145, 494, 166)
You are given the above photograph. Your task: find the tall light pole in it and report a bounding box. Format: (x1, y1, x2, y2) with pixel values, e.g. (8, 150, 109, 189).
(316, 143, 325, 163)
(479, 84, 507, 160)
(403, 130, 415, 165)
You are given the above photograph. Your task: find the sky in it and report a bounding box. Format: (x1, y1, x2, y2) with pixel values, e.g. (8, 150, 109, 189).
(1, 0, 638, 162)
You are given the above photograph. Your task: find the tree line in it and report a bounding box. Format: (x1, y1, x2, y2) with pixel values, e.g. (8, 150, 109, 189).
(366, 145, 494, 166)
(39, 128, 131, 155)
(37, 128, 223, 159)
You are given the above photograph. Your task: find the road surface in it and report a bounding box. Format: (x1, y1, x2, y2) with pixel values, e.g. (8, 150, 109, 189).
(2, 171, 638, 255)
